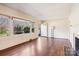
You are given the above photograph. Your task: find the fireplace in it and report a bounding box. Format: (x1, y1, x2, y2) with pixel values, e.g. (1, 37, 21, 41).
(75, 37, 79, 55)
(75, 37, 79, 51)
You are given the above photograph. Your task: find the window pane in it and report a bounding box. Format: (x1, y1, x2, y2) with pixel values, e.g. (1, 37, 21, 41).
(0, 15, 9, 36)
(13, 18, 32, 34)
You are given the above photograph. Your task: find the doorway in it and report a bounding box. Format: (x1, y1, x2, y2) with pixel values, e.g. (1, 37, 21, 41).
(40, 23, 48, 37)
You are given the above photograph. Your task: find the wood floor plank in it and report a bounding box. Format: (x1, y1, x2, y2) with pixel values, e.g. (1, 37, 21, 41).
(0, 37, 71, 56)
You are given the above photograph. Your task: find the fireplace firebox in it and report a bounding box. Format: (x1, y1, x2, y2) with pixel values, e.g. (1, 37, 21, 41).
(75, 37, 79, 55)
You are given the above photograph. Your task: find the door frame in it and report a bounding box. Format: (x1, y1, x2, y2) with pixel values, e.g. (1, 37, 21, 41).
(40, 23, 48, 37)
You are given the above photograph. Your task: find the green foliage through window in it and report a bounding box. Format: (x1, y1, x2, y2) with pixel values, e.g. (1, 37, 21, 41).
(0, 27, 8, 36)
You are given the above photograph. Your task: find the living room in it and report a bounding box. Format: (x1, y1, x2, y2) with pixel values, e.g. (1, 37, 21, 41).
(0, 3, 79, 56)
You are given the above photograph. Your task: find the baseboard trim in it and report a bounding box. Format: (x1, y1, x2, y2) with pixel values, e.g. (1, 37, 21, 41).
(40, 36, 49, 38)
(0, 37, 38, 54)
(53, 37, 69, 40)
(40, 36, 69, 40)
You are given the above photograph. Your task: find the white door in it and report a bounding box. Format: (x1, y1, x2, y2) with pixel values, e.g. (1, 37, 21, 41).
(40, 24, 47, 37)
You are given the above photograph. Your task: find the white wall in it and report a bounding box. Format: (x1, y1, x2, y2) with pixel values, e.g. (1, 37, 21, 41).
(69, 4, 79, 50)
(0, 33, 36, 50)
(47, 19, 70, 39)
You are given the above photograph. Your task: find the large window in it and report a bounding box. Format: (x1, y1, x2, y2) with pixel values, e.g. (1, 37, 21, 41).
(0, 14, 35, 37)
(0, 15, 10, 36)
(13, 18, 34, 34)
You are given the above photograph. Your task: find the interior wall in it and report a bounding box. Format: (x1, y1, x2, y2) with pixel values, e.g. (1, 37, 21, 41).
(46, 19, 70, 39)
(68, 4, 79, 50)
(0, 4, 41, 50)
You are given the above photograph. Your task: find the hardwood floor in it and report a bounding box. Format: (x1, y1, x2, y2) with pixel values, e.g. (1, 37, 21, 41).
(0, 37, 71, 56)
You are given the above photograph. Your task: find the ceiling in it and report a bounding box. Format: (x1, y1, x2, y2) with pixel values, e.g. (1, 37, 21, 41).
(3, 3, 73, 20)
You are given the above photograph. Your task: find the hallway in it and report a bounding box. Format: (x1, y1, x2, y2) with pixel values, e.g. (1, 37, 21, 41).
(0, 37, 71, 56)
